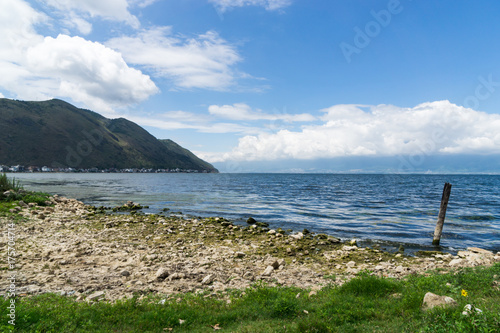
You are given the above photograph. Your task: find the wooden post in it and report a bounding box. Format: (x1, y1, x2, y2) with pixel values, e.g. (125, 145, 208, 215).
(433, 182, 452, 246)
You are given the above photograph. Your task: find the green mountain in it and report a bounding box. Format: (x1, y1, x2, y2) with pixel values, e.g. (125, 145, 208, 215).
(0, 98, 218, 172)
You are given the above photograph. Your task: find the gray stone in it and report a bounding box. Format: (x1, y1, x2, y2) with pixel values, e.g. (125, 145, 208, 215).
(169, 272, 186, 280)
(328, 237, 341, 244)
(120, 270, 131, 277)
(462, 304, 483, 316)
(242, 271, 254, 281)
(201, 274, 214, 285)
(87, 291, 105, 301)
(449, 258, 463, 267)
(422, 292, 457, 311)
(155, 267, 170, 280)
(262, 266, 274, 276)
(269, 260, 280, 269)
(467, 247, 494, 255)
(346, 261, 356, 268)
(395, 265, 407, 273)
(290, 232, 303, 240)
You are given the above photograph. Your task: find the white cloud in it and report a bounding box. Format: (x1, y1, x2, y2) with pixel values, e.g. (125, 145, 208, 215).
(210, 0, 292, 12)
(131, 0, 159, 8)
(0, 0, 158, 114)
(44, 0, 140, 32)
(208, 103, 316, 122)
(0, 0, 46, 61)
(125, 114, 261, 134)
(27, 34, 159, 113)
(107, 27, 243, 90)
(206, 101, 500, 162)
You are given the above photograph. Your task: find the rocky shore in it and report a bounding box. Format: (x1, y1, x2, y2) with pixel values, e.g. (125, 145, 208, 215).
(1, 195, 499, 302)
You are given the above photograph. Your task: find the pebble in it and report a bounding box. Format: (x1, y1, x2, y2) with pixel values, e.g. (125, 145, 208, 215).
(2, 194, 499, 304)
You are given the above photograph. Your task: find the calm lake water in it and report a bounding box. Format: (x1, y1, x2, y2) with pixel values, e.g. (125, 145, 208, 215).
(12, 173, 500, 254)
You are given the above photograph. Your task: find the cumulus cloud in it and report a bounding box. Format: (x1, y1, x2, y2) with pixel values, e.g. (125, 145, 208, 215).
(210, 0, 292, 12)
(27, 34, 158, 112)
(208, 103, 316, 122)
(107, 27, 243, 90)
(0, 0, 158, 113)
(44, 0, 140, 32)
(206, 101, 500, 162)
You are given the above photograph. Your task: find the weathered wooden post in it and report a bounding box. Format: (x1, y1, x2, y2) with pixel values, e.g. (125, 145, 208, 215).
(433, 182, 452, 246)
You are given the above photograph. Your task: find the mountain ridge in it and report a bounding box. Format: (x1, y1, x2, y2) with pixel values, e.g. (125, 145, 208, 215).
(0, 98, 218, 172)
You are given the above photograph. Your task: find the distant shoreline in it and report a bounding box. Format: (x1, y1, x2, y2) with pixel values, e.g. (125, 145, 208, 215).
(0, 168, 218, 174)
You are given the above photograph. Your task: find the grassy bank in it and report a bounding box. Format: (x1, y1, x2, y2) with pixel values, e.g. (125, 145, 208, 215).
(0, 173, 52, 215)
(2, 264, 499, 332)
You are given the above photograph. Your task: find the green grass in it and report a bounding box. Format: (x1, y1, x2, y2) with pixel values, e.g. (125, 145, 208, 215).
(0, 174, 52, 217)
(0, 173, 22, 192)
(2, 264, 498, 332)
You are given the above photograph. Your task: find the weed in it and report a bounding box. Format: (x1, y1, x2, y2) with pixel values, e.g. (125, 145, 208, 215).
(0, 173, 22, 192)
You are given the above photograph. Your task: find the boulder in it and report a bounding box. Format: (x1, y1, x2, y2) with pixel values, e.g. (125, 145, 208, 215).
(328, 237, 341, 244)
(467, 247, 494, 255)
(422, 292, 457, 311)
(262, 266, 274, 276)
(449, 258, 464, 267)
(155, 267, 170, 280)
(346, 261, 356, 268)
(290, 232, 304, 240)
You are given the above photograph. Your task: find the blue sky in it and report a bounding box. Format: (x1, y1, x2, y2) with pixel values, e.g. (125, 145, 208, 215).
(2, 0, 500, 172)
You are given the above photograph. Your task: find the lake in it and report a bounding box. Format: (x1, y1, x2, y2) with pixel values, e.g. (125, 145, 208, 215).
(11, 173, 500, 254)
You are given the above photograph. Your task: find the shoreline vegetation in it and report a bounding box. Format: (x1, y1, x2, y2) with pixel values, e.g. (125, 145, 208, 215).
(1, 176, 499, 332)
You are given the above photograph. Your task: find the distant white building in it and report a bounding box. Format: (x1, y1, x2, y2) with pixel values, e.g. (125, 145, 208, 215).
(9, 165, 24, 172)
(41, 166, 52, 172)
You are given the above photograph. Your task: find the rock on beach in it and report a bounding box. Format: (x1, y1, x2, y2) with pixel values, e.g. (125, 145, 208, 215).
(1, 194, 499, 302)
